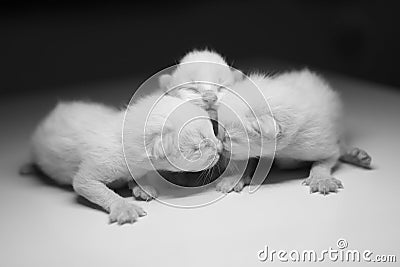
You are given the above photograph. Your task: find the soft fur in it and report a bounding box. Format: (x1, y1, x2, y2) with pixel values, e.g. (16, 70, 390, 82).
(30, 93, 221, 224)
(216, 69, 371, 194)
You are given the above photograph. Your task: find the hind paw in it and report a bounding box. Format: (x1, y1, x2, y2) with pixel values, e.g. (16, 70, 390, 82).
(341, 147, 372, 168)
(349, 148, 371, 168)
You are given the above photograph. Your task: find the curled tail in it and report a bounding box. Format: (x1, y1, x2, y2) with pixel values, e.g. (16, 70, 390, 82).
(339, 142, 372, 169)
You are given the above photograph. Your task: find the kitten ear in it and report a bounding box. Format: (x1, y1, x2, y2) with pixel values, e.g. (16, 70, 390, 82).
(146, 127, 176, 160)
(232, 68, 244, 82)
(159, 74, 172, 91)
(246, 114, 281, 139)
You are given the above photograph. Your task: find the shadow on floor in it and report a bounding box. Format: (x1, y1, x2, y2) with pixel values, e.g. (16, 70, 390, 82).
(24, 161, 323, 212)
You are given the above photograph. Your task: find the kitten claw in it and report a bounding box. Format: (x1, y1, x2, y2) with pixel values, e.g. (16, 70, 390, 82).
(306, 176, 343, 195)
(302, 177, 312, 186)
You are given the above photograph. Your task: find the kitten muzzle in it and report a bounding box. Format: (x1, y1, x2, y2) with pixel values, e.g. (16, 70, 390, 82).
(202, 91, 218, 105)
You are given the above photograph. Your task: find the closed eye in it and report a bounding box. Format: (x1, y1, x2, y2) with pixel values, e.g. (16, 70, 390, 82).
(182, 86, 199, 93)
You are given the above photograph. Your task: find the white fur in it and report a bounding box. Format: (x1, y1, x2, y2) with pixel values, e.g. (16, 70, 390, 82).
(221, 69, 343, 160)
(30, 93, 221, 223)
(217, 69, 345, 194)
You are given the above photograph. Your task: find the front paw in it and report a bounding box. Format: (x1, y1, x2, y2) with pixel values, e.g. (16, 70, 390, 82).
(216, 176, 244, 193)
(302, 176, 343, 195)
(109, 199, 146, 224)
(132, 185, 158, 201)
(245, 114, 278, 138)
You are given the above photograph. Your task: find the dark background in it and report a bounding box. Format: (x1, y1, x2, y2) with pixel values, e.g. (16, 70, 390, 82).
(1, 0, 400, 92)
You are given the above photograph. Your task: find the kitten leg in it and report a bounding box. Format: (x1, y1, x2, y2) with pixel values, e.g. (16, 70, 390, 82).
(72, 166, 146, 224)
(216, 175, 243, 193)
(128, 180, 158, 201)
(302, 155, 343, 195)
(233, 158, 257, 192)
(233, 175, 252, 192)
(340, 147, 372, 169)
(216, 158, 257, 193)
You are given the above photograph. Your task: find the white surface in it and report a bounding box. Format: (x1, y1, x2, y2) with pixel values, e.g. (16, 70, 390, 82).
(0, 73, 399, 266)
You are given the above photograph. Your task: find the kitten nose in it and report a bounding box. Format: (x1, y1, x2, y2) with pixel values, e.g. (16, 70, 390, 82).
(202, 91, 218, 104)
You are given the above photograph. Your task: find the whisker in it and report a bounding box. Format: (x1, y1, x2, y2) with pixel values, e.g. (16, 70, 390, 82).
(196, 170, 206, 184)
(206, 167, 213, 185)
(208, 166, 215, 184)
(216, 162, 221, 177)
(200, 169, 208, 185)
(197, 168, 206, 185)
(205, 168, 212, 185)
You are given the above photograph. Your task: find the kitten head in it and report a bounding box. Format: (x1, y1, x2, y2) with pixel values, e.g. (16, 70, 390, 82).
(159, 50, 243, 110)
(144, 96, 223, 172)
(175, 118, 223, 172)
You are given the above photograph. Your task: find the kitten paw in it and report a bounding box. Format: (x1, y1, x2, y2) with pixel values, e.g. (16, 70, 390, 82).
(347, 148, 372, 168)
(216, 176, 243, 193)
(302, 177, 343, 195)
(109, 199, 146, 225)
(246, 114, 278, 138)
(132, 185, 158, 201)
(234, 175, 252, 192)
(233, 180, 246, 192)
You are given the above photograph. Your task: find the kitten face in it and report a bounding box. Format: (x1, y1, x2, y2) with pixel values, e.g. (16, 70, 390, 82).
(160, 62, 240, 110)
(175, 119, 223, 171)
(145, 111, 222, 172)
(151, 118, 222, 172)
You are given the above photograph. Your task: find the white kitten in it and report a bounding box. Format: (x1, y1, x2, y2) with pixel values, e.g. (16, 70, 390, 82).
(216, 69, 371, 194)
(29, 93, 222, 224)
(159, 49, 243, 112)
